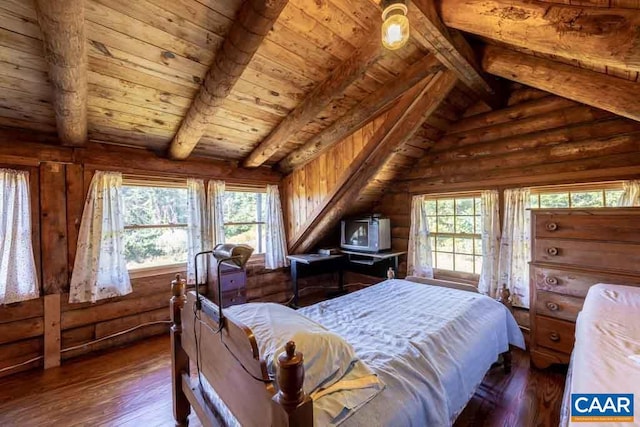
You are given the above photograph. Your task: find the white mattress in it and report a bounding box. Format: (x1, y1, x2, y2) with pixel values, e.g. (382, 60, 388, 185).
(299, 279, 525, 426)
(568, 283, 640, 427)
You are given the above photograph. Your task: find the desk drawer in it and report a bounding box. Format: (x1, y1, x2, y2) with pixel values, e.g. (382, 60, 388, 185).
(533, 239, 640, 273)
(219, 270, 246, 292)
(535, 315, 575, 355)
(221, 289, 246, 308)
(535, 291, 583, 322)
(535, 213, 640, 243)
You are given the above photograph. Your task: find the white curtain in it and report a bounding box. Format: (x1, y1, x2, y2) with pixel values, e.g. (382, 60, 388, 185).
(265, 185, 289, 269)
(0, 169, 39, 305)
(617, 180, 640, 207)
(69, 171, 132, 303)
(407, 195, 434, 278)
(478, 190, 501, 298)
(498, 188, 531, 308)
(208, 180, 225, 246)
(186, 179, 208, 285)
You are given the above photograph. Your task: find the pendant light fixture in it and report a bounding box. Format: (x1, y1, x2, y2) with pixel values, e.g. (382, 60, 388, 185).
(381, 0, 410, 51)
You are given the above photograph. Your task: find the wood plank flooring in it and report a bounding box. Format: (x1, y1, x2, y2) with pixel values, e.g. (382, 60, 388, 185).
(0, 335, 566, 427)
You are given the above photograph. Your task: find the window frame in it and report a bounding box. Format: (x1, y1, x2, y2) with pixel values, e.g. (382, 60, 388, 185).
(222, 186, 267, 255)
(121, 176, 190, 275)
(424, 192, 483, 277)
(529, 181, 625, 209)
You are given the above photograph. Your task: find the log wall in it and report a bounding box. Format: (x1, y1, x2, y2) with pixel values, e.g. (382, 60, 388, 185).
(0, 134, 306, 378)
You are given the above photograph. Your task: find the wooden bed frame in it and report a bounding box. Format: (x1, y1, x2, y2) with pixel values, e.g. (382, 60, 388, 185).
(170, 275, 513, 427)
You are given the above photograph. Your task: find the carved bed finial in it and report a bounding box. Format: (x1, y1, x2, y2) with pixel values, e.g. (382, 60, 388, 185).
(497, 283, 513, 311)
(276, 341, 305, 410)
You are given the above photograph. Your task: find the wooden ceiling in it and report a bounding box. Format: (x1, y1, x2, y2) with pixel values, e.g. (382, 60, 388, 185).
(0, 0, 638, 187)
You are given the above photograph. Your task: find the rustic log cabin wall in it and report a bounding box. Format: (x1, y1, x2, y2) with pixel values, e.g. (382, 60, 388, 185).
(0, 133, 334, 378)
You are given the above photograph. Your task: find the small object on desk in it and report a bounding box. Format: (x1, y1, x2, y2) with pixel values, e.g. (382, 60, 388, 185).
(318, 247, 341, 256)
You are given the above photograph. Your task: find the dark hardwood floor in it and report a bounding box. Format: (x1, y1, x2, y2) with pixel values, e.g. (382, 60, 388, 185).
(0, 335, 566, 427)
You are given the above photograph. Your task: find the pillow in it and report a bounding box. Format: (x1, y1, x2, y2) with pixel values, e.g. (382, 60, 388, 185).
(226, 303, 357, 394)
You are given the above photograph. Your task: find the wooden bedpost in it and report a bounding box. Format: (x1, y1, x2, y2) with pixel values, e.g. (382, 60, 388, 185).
(171, 274, 190, 426)
(497, 284, 513, 374)
(274, 341, 313, 426)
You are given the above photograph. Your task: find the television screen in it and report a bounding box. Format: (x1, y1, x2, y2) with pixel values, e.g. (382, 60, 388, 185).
(345, 221, 369, 247)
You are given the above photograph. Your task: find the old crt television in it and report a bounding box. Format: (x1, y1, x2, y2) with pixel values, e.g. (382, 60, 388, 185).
(340, 216, 391, 253)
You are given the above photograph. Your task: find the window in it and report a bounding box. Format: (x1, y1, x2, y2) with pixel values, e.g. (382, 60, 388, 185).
(530, 184, 624, 209)
(425, 195, 483, 275)
(223, 189, 266, 253)
(122, 183, 189, 270)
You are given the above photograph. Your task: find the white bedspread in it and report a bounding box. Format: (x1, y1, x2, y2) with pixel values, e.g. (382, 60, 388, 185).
(569, 283, 640, 427)
(299, 279, 525, 426)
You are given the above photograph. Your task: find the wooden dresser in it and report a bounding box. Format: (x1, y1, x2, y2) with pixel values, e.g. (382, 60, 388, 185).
(210, 264, 247, 308)
(530, 208, 640, 369)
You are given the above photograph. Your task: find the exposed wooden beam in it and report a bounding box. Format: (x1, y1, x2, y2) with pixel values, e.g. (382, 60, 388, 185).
(242, 25, 383, 168)
(277, 55, 443, 173)
(405, 0, 504, 109)
(35, 0, 88, 146)
(167, 0, 289, 160)
(291, 70, 458, 254)
(482, 46, 640, 123)
(439, 0, 640, 75)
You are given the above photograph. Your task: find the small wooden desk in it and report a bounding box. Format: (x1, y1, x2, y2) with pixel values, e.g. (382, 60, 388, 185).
(286, 254, 345, 307)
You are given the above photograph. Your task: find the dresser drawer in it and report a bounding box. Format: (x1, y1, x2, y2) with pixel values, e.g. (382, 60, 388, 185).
(534, 316, 575, 355)
(221, 289, 246, 308)
(535, 291, 583, 322)
(531, 265, 640, 298)
(533, 239, 640, 274)
(219, 270, 246, 292)
(535, 213, 640, 243)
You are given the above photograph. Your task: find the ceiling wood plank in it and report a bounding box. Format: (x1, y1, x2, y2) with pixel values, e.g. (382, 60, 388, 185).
(439, 0, 640, 75)
(277, 54, 444, 173)
(482, 46, 640, 123)
(167, 0, 289, 160)
(407, 0, 504, 109)
(242, 25, 383, 168)
(290, 69, 458, 254)
(34, 0, 88, 146)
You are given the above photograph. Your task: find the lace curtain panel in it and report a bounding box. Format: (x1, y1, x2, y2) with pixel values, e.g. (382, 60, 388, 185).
(618, 180, 640, 207)
(0, 169, 39, 305)
(498, 188, 531, 308)
(69, 171, 132, 304)
(407, 195, 434, 278)
(186, 179, 208, 285)
(265, 185, 289, 269)
(478, 190, 501, 298)
(208, 180, 226, 246)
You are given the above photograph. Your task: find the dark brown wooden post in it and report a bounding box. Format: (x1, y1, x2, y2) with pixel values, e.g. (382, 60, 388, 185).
(171, 274, 190, 426)
(274, 341, 313, 426)
(497, 284, 513, 374)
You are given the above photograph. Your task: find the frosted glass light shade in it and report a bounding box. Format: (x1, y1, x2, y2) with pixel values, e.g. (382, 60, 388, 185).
(381, 4, 409, 51)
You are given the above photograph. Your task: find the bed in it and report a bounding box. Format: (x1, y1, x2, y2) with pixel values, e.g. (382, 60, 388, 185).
(560, 283, 640, 427)
(170, 277, 525, 427)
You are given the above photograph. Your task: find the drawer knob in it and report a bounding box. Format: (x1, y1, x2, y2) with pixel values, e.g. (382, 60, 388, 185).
(547, 247, 559, 256)
(549, 332, 560, 342)
(546, 222, 558, 231)
(545, 276, 559, 286)
(546, 302, 559, 311)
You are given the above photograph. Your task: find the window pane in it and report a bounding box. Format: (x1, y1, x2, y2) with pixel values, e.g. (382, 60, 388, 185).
(455, 216, 474, 234)
(474, 238, 482, 255)
(530, 195, 539, 209)
(540, 193, 570, 208)
(437, 199, 454, 215)
(224, 192, 265, 223)
(571, 191, 603, 207)
(455, 254, 474, 273)
(437, 216, 454, 233)
(455, 198, 474, 215)
(122, 186, 188, 226)
(475, 256, 483, 275)
(454, 237, 473, 254)
(436, 252, 454, 270)
(425, 199, 437, 215)
(124, 227, 187, 269)
(436, 236, 453, 252)
(224, 224, 265, 253)
(605, 189, 624, 207)
(474, 215, 482, 234)
(474, 197, 481, 214)
(427, 216, 437, 232)
(429, 236, 436, 250)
